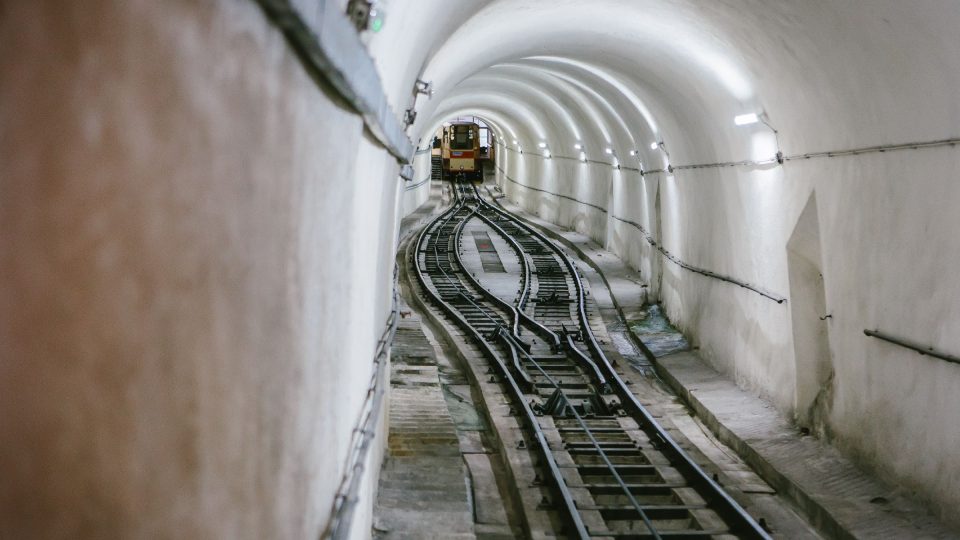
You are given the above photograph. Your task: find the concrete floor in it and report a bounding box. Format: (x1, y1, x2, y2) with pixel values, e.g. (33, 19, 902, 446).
(373, 296, 475, 539)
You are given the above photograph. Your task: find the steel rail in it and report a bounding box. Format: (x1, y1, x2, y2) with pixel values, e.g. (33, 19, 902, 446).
(448, 186, 558, 385)
(477, 185, 773, 540)
(448, 207, 536, 389)
(441, 183, 553, 346)
(466, 188, 608, 390)
(431, 184, 524, 338)
(451, 184, 661, 536)
(461, 186, 613, 394)
(448, 233, 639, 536)
(469, 190, 659, 536)
(413, 195, 591, 538)
(453, 208, 525, 340)
(497, 329, 661, 538)
(563, 333, 610, 394)
(473, 193, 614, 373)
(465, 208, 560, 348)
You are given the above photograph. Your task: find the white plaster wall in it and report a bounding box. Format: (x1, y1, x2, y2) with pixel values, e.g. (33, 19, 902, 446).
(401, 149, 434, 216)
(0, 1, 399, 537)
(387, 0, 960, 524)
(498, 152, 609, 245)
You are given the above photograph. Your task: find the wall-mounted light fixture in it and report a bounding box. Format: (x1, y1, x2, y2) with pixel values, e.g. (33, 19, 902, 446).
(650, 140, 672, 172)
(604, 148, 614, 155)
(537, 142, 548, 149)
(734, 111, 783, 163)
(573, 143, 583, 150)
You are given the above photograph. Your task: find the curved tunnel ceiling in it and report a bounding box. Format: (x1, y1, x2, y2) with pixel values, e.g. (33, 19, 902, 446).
(407, 0, 765, 167)
(365, 0, 960, 168)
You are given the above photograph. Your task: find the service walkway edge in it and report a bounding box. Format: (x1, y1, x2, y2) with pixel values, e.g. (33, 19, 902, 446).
(487, 186, 956, 540)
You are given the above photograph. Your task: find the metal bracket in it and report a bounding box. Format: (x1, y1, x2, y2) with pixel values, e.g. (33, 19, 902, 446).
(403, 108, 417, 127)
(414, 79, 434, 98)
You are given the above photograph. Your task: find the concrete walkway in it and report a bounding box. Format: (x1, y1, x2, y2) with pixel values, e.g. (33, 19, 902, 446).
(490, 187, 956, 540)
(375, 185, 475, 539)
(373, 297, 475, 540)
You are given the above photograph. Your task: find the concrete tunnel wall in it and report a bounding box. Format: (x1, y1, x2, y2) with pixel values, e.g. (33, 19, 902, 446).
(401, 0, 960, 526)
(1, 1, 402, 538)
(2, 0, 960, 537)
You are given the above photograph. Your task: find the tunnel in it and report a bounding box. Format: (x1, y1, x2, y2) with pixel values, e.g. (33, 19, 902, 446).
(2, 1, 960, 538)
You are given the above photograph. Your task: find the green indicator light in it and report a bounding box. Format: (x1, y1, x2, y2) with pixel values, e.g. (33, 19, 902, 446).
(370, 10, 384, 32)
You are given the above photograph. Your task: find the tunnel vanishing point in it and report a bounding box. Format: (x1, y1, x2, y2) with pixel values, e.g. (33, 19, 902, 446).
(2, 1, 960, 539)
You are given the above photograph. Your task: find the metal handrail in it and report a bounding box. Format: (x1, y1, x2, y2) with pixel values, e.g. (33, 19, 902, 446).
(403, 174, 431, 191)
(496, 165, 787, 304)
(864, 329, 960, 365)
(327, 181, 466, 537)
(325, 264, 400, 539)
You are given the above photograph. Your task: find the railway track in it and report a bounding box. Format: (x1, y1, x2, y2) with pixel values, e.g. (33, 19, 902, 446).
(412, 180, 772, 539)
